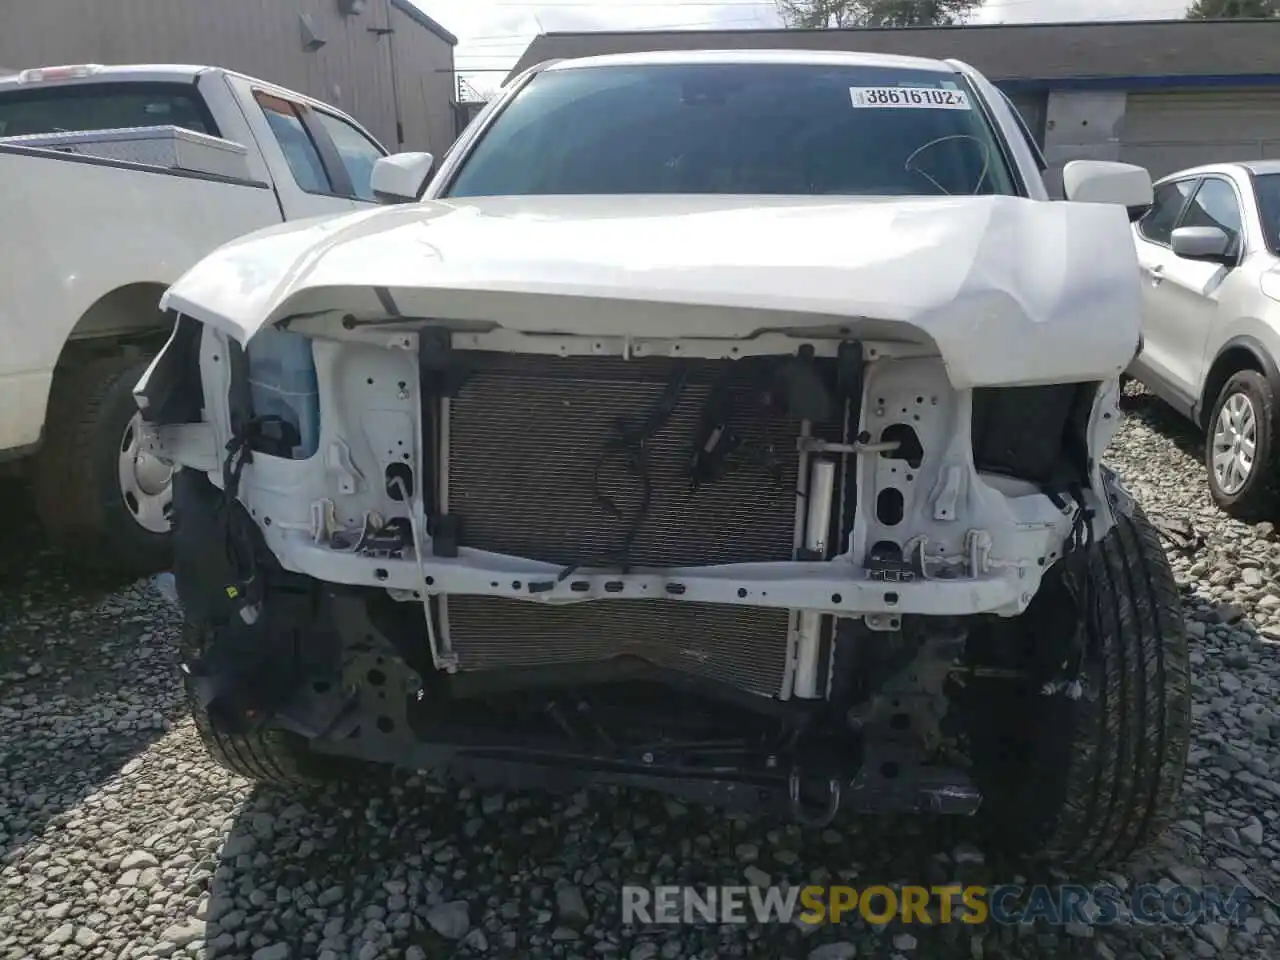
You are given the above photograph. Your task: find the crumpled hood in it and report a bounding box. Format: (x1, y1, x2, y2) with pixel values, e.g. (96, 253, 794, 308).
(161, 193, 1142, 389)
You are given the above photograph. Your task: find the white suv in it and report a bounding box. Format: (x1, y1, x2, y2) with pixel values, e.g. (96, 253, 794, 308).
(1130, 161, 1280, 518)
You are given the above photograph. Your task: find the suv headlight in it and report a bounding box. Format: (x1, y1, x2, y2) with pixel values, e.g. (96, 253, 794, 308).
(1261, 266, 1280, 304)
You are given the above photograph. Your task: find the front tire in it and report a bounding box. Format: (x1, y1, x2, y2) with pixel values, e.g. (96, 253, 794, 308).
(1205, 369, 1278, 520)
(965, 506, 1191, 870)
(32, 354, 173, 576)
(181, 622, 346, 788)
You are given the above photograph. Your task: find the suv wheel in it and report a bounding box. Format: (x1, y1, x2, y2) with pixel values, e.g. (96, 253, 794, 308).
(32, 355, 173, 576)
(1205, 369, 1278, 520)
(963, 505, 1191, 870)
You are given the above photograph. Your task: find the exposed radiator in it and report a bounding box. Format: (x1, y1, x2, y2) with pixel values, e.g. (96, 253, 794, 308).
(444, 597, 793, 698)
(445, 354, 804, 567)
(440, 353, 819, 697)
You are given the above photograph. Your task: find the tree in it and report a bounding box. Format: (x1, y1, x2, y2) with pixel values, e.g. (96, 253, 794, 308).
(1186, 0, 1278, 16)
(776, 0, 978, 28)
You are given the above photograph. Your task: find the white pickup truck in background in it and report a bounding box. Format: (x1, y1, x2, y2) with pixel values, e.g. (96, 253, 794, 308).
(0, 63, 433, 574)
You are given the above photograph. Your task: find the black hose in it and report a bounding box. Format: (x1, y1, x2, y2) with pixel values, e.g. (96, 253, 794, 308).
(551, 364, 690, 583)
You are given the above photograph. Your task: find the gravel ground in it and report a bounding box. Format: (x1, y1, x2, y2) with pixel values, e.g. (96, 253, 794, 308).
(2, 384, 1280, 960)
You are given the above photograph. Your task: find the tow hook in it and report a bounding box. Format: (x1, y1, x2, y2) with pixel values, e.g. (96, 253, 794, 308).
(788, 768, 842, 828)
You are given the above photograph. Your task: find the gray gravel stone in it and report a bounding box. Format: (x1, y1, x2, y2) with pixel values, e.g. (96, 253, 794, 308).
(73, 927, 101, 948)
(119, 850, 159, 870)
(425, 900, 470, 940)
(42, 924, 73, 946)
(809, 943, 858, 960)
(159, 919, 205, 947)
(45, 901, 72, 920)
(1200, 922, 1230, 952)
(556, 883, 590, 926)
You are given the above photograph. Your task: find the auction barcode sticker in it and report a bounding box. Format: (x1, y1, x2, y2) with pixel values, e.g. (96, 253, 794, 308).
(849, 86, 972, 110)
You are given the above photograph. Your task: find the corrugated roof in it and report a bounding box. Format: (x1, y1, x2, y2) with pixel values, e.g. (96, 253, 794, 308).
(390, 0, 457, 46)
(507, 19, 1280, 85)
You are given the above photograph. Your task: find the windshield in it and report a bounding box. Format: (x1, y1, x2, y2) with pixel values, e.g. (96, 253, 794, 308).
(1257, 173, 1280, 255)
(0, 82, 212, 138)
(445, 63, 1018, 199)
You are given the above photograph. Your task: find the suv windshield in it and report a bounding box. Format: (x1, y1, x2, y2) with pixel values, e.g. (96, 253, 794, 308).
(445, 62, 1018, 199)
(1257, 173, 1280, 255)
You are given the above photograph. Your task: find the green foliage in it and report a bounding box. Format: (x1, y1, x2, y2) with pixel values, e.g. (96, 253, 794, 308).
(776, 0, 979, 28)
(1185, 0, 1279, 17)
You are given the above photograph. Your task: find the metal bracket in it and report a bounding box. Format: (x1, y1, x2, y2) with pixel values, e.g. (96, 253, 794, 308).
(847, 622, 967, 753)
(965, 529, 993, 578)
(309, 499, 339, 542)
(798, 437, 899, 456)
(932, 464, 963, 521)
(1099, 464, 1136, 517)
(788, 769, 843, 828)
(864, 613, 901, 632)
(326, 439, 363, 495)
(145, 422, 220, 473)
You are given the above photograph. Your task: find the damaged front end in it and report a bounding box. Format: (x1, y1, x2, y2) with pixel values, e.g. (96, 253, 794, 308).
(136, 300, 1127, 823)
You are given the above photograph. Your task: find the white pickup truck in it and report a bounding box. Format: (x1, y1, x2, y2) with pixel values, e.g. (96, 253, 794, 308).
(0, 63, 433, 573)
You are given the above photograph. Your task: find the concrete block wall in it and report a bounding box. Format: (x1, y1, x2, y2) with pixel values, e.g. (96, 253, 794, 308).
(1042, 90, 1128, 198)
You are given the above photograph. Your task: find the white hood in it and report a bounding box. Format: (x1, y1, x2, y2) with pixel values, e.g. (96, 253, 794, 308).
(161, 193, 1142, 389)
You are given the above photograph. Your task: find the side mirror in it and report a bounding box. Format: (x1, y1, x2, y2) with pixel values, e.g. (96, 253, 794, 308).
(1171, 225, 1233, 264)
(1062, 160, 1153, 215)
(370, 152, 434, 204)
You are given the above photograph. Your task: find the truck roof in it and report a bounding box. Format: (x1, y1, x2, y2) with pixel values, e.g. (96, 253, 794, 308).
(1240, 159, 1280, 177)
(0, 62, 361, 120)
(0, 63, 216, 91)
(542, 48, 961, 75)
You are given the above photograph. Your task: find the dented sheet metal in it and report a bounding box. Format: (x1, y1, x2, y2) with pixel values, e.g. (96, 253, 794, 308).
(161, 193, 1141, 389)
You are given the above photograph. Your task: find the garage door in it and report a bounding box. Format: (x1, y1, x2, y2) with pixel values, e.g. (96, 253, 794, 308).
(1120, 90, 1280, 180)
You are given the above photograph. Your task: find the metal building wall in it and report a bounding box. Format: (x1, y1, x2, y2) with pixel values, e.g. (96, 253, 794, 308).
(1040, 87, 1280, 193)
(387, 0, 456, 155)
(1120, 90, 1280, 178)
(508, 21, 1280, 84)
(0, 0, 456, 152)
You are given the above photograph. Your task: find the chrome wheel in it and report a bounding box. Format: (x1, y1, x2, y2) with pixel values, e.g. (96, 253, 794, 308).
(118, 411, 174, 534)
(1211, 391, 1257, 497)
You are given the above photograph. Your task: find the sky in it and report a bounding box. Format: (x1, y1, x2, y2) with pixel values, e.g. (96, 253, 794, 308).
(413, 0, 1191, 96)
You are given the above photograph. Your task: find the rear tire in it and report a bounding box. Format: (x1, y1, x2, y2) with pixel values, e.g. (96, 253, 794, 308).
(1204, 369, 1278, 521)
(965, 505, 1191, 870)
(32, 354, 172, 577)
(181, 622, 347, 788)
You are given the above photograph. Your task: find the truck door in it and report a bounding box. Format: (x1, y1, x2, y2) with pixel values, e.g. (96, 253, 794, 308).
(247, 89, 389, 219)
(249, 90, 360, 219)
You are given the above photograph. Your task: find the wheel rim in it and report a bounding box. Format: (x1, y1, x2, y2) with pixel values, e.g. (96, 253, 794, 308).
(1211, 391, 1257, 497)
(118, 411, 174, 534)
